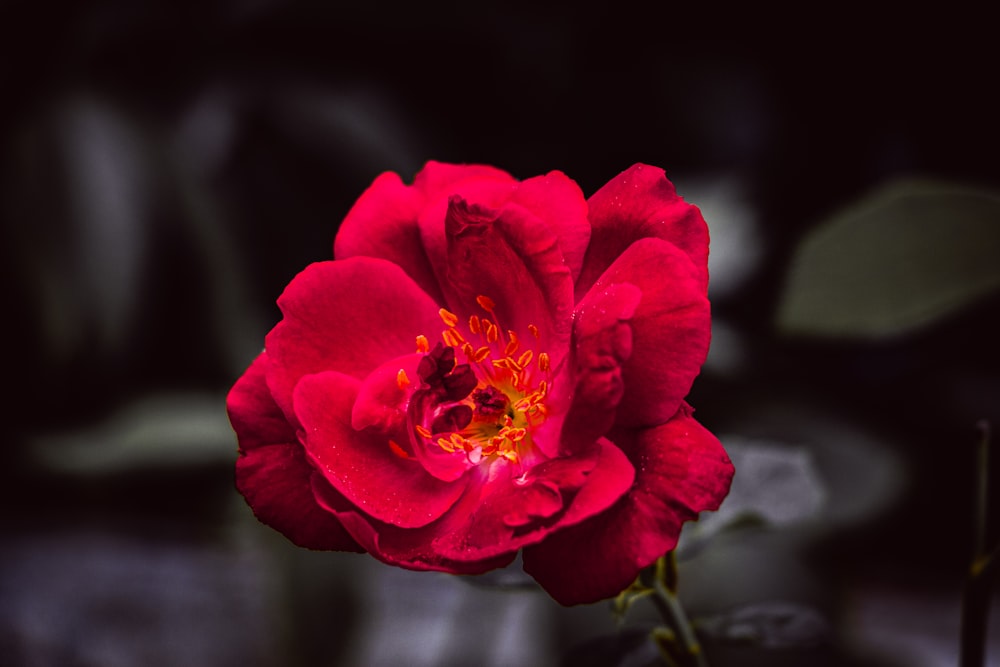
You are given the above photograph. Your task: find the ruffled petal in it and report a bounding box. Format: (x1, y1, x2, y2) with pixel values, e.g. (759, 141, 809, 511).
(577, 164, 709, 301)
(510, 170, 591, 282)
(335, 162, 517, 305)
(581, 237, 710, 428)
(440, 196, 575, 365)
(294, 370, 468, 529)
(561, 283, 641, 450)
(334, 171, 445, 304)
(264, 257, 442, 423)
(227, 353, 294, 452)
(228, 355, 361, 551)
(312, 440, 633, 570)
(351, 353, 424, 434)
(523, 408, 734, 605)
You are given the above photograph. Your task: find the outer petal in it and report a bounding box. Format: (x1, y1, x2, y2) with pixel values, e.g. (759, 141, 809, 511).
(581, 237, 710, 428)
(265, 258, 442, 423)
(577, 164, 709, 301)
(334, 171, 445, 304)
(295, 370, 469, 529)
(523, 407, 734, 605)
(314, 440, 633, 571)
(228, 354, 361, 551)
(335, 162, 516, 304)
(510, 170, 591, 282)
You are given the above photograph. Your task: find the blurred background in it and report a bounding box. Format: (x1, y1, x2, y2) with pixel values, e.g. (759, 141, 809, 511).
(2, 2, 999, 665)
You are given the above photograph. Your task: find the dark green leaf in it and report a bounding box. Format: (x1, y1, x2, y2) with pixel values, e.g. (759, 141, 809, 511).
(776, 180, 1000, 338)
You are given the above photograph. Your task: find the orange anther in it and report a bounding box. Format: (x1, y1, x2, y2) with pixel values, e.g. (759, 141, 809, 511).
(396, 369, 410, 389)
(415, 424, 432, 439)
(468, 315, 481, 334)
(438, 308, 459, 328)
(517, 350, 533, 368)
(388, 440, 411, 459)
(462, 342, 474, 358)
(505, 331, 519, 356)
(416, 335, 430, 353)
(442, 328, 462, 347)
(474, 346, 491, 362)
(528, 324, 540, 339)
(485, 322, 498, 343)
(538, 352, 550, 372)
(476, 295, 495, 312)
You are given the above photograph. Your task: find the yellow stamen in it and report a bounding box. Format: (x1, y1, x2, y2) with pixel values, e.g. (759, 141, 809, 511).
(528, 324, 540, 338)
(517, 350, 534, 368)
(439, 308, 459, 328)
(538, 352, 550, 372)
(473, 346, 491, 362)
(442, 328, 463, 347)
(476, 295, 495, 312)
(415, 424, 432, 439)
(468, 315, 481, 334)
(396, 369, 410, 389)
(416, 335, 430, 353)
(505, 331, 519, 356)
(485, 321, 498, 343)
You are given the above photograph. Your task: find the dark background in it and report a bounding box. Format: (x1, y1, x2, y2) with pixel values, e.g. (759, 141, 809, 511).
(2, 2, 998, 666)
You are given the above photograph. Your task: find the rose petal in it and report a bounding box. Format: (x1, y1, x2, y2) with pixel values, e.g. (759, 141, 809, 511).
(561, 283, 641, 450)
(351, 353, 424, 434)
(228, 355, 360, 551)
(511, 170, 591, 282)
(314, 440, 633, 570)
(523, 407, 734, 605)
(294, 370, 468, 529)
(440, 196, 575, 364)
(582, 237, 711, 427)
(265, 257, 442, 423)
(227, 353, 294, 451)
(334, 171, 445, 304)
(577, 163, 710, 301)
(312, 474, 518, 575)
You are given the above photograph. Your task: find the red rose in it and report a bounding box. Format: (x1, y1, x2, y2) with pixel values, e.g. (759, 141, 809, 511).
(227, 162, 734, 605)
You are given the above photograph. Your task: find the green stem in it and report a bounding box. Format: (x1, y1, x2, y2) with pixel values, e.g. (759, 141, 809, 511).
(649, 555, 708, 667)
(960, 420, 995, 667)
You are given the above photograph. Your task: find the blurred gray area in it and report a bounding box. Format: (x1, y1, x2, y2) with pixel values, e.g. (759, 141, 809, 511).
(2, 2, 999, 666)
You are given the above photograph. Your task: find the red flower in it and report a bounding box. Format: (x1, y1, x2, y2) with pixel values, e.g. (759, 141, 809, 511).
(227, 162, 734, 605)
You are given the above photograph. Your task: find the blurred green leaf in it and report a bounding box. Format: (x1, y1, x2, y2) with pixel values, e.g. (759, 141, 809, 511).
(31, 393, 234, 474)
(776, 180, 1000, 338)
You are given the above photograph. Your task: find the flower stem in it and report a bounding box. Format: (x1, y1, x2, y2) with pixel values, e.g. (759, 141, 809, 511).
(649, 554, 708, 667)
(960, 420, 996, 667)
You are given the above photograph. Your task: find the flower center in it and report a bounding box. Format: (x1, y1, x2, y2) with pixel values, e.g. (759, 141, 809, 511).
(407, 295, 551, 466)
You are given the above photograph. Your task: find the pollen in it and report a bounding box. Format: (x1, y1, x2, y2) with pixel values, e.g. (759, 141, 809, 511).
(396, 369, 410, 389)
(416, 335, 430, 353)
